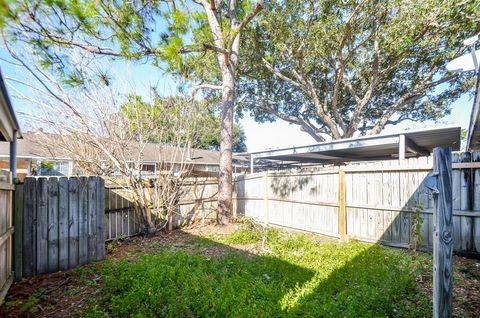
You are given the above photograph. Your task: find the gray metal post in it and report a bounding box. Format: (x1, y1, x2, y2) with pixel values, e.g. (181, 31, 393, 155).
(398, 134, 406, 161)
(9, 132, 17, 179)
(432, 147, 453, 318)
(250, 155, 254, 174)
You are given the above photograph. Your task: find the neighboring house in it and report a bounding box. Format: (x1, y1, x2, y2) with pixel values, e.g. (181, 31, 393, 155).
(0, 137, 71, 180)
(0, 134, 249, 179)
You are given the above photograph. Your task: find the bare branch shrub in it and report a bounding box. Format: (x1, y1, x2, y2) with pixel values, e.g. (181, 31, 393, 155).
(5, 46, 201, 234)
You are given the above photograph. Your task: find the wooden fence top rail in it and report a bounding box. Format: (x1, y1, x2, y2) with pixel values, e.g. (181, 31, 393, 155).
(0, 182, 14, 191)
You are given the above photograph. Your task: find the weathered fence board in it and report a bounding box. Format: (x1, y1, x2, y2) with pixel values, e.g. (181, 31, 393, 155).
(36, 177, 48, 275)
(78, 177, 88, 266)
(58, 178, 69, 271)
(68, 178, 79, 268)
(17, 176, 105, 278)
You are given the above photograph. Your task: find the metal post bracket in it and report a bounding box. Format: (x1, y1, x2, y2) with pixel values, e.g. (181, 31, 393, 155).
(425, 172, 440, 194)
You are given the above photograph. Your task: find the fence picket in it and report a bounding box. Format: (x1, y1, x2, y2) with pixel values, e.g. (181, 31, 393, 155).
(78, 177, 88, 266)
(58, 177, 69, 270)
(87, 177, 97, 261)
(36, 178, 48, 274)
(68, 178, 79, 268)
(47, 178, 59, 272)
(22, 178, 35, 277)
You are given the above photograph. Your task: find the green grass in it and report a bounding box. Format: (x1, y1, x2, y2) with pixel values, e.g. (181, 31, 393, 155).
(85, 226, 431, 317)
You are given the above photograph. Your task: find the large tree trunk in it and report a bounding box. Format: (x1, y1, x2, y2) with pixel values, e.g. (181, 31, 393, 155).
(217, 69, 235, 224)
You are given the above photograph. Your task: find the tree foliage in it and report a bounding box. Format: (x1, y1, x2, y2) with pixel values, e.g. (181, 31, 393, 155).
(239, 0, 480, 141)
(121, 96, 247, 152)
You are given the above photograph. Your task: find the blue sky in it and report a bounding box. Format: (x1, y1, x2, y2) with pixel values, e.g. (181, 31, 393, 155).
(0, 48, 474, 152)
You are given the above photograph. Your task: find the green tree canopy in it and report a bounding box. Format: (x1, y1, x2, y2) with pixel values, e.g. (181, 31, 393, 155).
(239, 0, 480, 141)
(121, 96, 247, 152)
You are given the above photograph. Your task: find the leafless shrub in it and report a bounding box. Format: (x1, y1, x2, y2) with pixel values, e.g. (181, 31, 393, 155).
(5, 45, 202, 234)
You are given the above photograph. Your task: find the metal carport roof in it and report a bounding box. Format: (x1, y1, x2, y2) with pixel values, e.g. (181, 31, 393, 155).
(250, 126, 461, 169)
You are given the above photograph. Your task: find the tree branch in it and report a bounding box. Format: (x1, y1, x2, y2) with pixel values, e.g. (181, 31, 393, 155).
(262, 58, 302, 88)
(191, 83, 222, 97)
(345, 29, 381, 137)
(331, 66, 346, 131)
(180, 43, 229, 55)
(229, 0, 264, 48)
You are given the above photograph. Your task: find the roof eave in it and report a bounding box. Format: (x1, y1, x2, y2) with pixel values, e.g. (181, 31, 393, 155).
(0, 68, 22, 141)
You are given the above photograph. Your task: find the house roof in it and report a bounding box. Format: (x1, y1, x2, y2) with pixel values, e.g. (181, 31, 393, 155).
(0, 68, 21, 142)
(251, 126, 461, 164)
(0, 133, 248, 166)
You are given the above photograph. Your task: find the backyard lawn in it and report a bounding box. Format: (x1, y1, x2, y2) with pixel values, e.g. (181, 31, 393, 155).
(1, 222, 479, 317)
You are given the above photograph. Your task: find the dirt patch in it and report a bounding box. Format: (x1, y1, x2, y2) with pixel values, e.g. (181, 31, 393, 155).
(452, 256, 480, 317)
(0, 267, 101, 318)
(416, 254, 480, 318)
(183, 222, 239, 236)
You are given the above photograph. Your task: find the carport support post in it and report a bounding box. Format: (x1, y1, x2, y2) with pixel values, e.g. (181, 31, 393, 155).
(250, 155, 254, 174)
(432, 147, 453, 318)
(398, 134, 406, 161)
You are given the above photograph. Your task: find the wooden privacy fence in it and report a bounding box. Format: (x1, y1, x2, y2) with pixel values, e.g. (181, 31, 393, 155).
(104, 187, 140, 241)
(235, 152, 480, 255)
(0, 171, 13, 303)
(105, 178, 219, 241)
(15, 177, 105, 278)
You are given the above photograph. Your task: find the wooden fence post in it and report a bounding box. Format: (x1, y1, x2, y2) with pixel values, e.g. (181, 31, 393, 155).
(13, 183, 23, 281)
(432, 147, 453, 318)
(338, 168, 347, 241)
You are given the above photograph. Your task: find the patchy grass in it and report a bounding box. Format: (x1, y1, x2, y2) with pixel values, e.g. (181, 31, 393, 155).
(84, 227, 431, 317)
(3, 225, 478, 317)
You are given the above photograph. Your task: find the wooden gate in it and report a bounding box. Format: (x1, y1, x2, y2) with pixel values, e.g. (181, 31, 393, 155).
(15, 176, 105, 278)
(0, 171, 13, 304)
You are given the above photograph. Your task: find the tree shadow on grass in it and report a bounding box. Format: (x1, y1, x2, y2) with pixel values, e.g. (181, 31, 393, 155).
(92, 231, 428, 318)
